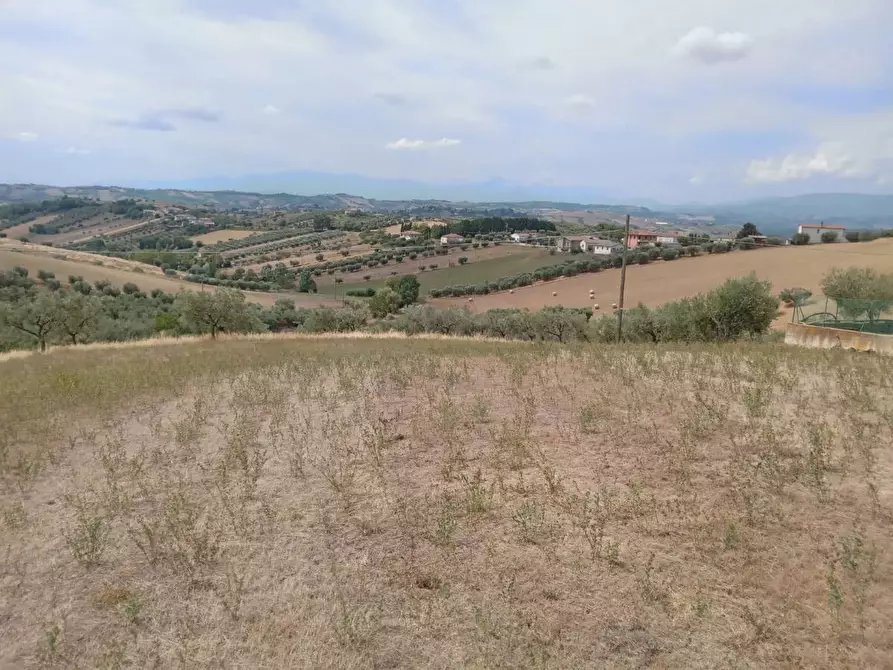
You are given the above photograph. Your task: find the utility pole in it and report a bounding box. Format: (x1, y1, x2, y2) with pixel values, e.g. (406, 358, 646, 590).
(616, 214, 631, 344)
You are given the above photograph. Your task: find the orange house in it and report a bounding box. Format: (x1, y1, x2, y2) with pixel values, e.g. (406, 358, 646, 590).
(626, 231, 658, 248)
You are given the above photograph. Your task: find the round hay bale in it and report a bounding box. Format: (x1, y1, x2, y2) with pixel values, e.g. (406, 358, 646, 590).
(589, 295, 594, 300)
(552, 292, 557, 297)
(611, 302, 617, 309)
(468, 297, 474, 302)
(594, 304, 600, 310)
(509, 289, 515, 294)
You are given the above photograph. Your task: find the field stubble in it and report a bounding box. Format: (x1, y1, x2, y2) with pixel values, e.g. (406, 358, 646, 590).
(1, 338, 892, 667)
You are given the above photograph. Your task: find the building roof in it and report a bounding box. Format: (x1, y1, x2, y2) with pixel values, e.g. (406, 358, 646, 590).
(629, 230, 658, 237)
(583, 237, 620, 246)
(799, 224, 846, 230)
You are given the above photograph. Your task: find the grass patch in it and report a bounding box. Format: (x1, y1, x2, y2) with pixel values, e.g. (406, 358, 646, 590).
(319, 248, 556, 295)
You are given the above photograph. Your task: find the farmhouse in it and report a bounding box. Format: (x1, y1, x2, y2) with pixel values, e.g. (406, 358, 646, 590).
(440, 233, 463, 245)
(797, 223, 846, 244)
(581, 237, 621, 255)
(556, 236, 586, 252)
(627, 230, 658, 248)
(510, 232, 533, 242)
(399, 230, 421, 241)
(656, 231, 682, 245)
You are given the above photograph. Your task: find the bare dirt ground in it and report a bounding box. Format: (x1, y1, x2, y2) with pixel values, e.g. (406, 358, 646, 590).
(0, 241, 338, 308)
(190, 230, 257, 245)
(1, 338, 892, 667)
(434, 241, 893, 326)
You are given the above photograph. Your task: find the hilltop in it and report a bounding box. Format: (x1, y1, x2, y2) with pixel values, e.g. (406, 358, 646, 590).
(1, 336, 891, 667)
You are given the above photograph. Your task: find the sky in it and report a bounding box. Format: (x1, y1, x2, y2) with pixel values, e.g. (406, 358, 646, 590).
(3, 0, 893, 203)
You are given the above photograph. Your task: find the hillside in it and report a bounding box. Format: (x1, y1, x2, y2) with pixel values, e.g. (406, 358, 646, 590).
(1, 336, 891, 667)
(435, 239, 893, 325)
(0, 240, 337, 308)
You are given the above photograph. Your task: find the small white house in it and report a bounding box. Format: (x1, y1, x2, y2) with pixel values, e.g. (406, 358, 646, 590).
(440, 233, 463, 245)
(656, 232, 681, 245)
(797, 223, 846, 243)
(510, 232, 532, 242)
(400, 230, 421, 241)
(580, 237, 621, 255)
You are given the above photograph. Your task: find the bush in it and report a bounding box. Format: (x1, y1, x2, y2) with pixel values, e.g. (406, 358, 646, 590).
(369, 287, 402, 318)
(122, 282, 140, 295)
(346, 288, 376, 297)
(458, 256, 469, 265)
(636, 253, 650, 265)
(765, 237, 783, 246)
(738, 239, 756, 250)
(792, 233, 810, 245)
(821, 231, 839, 243)
(661, 248, 679, 261)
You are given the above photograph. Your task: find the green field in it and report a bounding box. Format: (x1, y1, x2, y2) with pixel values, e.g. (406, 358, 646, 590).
(319, 248, 557, 296)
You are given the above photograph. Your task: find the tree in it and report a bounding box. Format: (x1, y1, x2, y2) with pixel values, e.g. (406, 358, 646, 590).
(386, 275, 421, 307)
(369, 287, 402, 318)
(845, 231, 861, 243)
(792, 233, 810, 245)
(821, 231, 838, 243)
(736, 222, 761, 239)
(55, 293, 102, 345)
(298, 271, 317, 293)
(0, 292, 61, 351)
(458, 256, 469, 265)
(175, 289, 257, 339)
(707, 274, 779, 339)
(821, 267, 893, 321)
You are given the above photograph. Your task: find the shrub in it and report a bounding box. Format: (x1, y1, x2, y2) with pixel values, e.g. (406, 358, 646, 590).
(766, 237, 783, 246)
(458, 256, 469, 265)
(792, 233, 810, 245)
(738, 239, 756, 250)
(122, 282, 140, 295)
(661, 248, 679, 261)
(369, 287, 402, 318)
(346, 288, 376, 297)
(821, 231, 839, 243)
(636, 253, 650, 265)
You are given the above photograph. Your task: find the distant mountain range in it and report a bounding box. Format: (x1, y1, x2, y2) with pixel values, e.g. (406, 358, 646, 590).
(1, 182, 891, 233)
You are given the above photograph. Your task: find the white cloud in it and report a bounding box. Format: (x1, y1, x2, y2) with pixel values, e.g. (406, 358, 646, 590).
(747, 113, 893, 183)
(12, 131, 39, 142)
(386, 138, 462, 150)
(63, 147, 91, 155)
(261, 104, 280, 115)
(688, 175, 703, 185)
(673, 27, 753, 64)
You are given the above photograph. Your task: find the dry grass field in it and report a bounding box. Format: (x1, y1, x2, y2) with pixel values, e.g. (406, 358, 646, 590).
(2, 335, 892, 667)
(0, 241, 339, 308)
(435, 240, 893, 325)
(190, 230, 257, 245)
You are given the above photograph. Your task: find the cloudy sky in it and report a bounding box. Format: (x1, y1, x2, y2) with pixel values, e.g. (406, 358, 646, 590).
(3, 0, 893, 202)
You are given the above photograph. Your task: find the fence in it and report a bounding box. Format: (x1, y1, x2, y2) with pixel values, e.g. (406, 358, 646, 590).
(794, 297, 893, 335)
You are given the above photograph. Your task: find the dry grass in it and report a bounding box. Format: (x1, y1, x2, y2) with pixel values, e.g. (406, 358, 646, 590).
(2, 337, 893, 667)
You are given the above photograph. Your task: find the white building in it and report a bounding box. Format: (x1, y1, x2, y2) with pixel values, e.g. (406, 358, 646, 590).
(797, 223, 846, 243)
(440, 233, 463, 245)
(656, 232, 682, 245)
(510, 232, 532, 242)
(580, 237, 621, 255)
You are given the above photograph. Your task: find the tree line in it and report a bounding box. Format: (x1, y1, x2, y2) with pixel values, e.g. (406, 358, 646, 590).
(1, 265, 778, 352)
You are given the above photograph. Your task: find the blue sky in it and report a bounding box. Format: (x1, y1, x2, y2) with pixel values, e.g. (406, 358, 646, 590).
(2, 0, 893, 203)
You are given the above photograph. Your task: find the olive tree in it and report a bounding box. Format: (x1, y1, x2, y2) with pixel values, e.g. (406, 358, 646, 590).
(0, 292, 61, 352)
(175, 289, 260, 339)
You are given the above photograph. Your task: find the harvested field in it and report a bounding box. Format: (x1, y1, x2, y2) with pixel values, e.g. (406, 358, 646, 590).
(1, 215, 58, 240)
(1, 337, 893, 667)
(190, 229, 257, 244)
(434, 240, 893, 325)
(0, 242, 338, 308)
